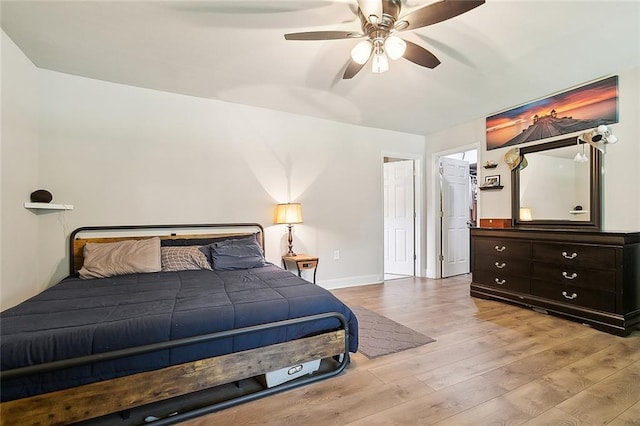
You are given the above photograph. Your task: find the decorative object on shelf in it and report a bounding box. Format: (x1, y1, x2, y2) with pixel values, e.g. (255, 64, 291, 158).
(481, 174, 501, 188)
(578, 125, 618, 153)
(30, 189, 53, 203)
(519, 207, 533, 221)
(275, 203, 303, 256)
(574, 205, 583, 211)
(482, 161, 497, 169)
(486, 75, 618, 150)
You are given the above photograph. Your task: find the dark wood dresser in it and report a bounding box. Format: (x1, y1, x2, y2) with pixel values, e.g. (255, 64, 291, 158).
(470, 228, 640, 336)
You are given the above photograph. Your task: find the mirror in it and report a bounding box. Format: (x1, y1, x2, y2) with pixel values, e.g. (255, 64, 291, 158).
(511, 137, 601, 229)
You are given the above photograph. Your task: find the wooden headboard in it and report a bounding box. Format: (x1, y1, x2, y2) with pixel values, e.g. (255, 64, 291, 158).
(70, 223, 264, 274)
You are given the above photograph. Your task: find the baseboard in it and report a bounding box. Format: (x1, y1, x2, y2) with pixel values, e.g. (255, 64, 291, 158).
(318, 274, 382, 290)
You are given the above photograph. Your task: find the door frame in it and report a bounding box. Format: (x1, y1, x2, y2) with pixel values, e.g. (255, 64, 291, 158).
(431, 143, 478, 279)
(382, 152, 424, 278)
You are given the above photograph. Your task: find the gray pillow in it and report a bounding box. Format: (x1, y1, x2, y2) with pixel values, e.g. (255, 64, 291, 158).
(199, 234, 259, 263)
(209, 236, 267, 271)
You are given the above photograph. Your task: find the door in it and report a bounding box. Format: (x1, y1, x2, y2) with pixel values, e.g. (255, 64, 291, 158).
(384, 159, 415, 276)
(441, 157, 470, 277)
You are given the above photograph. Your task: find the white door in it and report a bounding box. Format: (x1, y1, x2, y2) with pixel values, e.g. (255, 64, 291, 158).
(384, 160, 415, 276)
(441, 157, 470, 277)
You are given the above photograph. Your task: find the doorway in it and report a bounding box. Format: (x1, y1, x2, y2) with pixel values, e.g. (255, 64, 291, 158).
(383, 156, 420, 281)
(438, 149, 477, 278)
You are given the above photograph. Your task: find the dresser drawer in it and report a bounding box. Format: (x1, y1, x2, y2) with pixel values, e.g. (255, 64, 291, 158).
(532, 242, 616, 269)
(531, 279, 615, 312)
(532, 262, 616, 291)
(473, 270, 530, 293)
(475, 254, 530, 275)
(475, 239, 530, 258)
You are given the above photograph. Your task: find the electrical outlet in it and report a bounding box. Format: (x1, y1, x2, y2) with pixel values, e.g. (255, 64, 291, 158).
(333, 250, 340, 260)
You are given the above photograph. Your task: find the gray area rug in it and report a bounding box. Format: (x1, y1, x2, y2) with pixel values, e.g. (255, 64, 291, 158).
(351, 306, 435, 359)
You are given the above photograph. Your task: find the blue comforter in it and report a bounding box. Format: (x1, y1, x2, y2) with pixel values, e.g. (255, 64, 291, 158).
(0, 265, 358, 401)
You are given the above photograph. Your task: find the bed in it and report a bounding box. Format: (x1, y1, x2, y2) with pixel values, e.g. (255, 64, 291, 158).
(0, 223, 358, 425)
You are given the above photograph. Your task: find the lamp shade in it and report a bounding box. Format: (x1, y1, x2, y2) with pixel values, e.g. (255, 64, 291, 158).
(384, 36, 406, 60)
(275, 203, 303, 224)
(351, 40, 372, 65)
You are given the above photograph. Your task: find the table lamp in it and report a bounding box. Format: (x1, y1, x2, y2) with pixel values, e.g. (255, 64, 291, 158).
(275, 203, 303, 256)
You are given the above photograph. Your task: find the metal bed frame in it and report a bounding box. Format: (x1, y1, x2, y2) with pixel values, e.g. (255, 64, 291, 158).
(0, 223, 353, 425)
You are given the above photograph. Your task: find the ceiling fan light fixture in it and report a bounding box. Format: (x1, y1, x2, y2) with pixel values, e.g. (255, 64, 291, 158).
(371, 50, 389, 73)
(384, 36, 406, 60)
(351, 40, 373, 64)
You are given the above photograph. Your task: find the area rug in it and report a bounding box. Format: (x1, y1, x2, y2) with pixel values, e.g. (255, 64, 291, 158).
(351, 306, 435, 359)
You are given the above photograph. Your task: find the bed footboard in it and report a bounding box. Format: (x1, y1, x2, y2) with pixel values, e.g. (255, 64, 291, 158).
(0, 312, 350, 426)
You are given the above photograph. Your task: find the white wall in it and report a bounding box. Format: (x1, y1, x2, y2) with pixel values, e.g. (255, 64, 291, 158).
(0, 31, 40, 310)
(424, 67, 640, 277)
(0, 56, 425, 308)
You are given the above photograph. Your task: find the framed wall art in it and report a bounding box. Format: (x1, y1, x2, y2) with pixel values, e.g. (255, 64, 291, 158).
(486, 76, 619, 150)
(482, 175, 501, 187)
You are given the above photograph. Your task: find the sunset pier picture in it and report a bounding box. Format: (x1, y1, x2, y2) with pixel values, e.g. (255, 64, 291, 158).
(486, 76, 618, 150)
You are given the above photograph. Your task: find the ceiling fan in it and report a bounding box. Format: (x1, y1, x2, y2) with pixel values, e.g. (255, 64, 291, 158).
(284, 0, 485, 79)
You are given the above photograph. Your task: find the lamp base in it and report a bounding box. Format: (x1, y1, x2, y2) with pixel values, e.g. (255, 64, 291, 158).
(286, 224, 297, 257)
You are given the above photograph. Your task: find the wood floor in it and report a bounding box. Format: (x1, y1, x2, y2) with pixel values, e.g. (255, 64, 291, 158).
(183, 274, 640, 425)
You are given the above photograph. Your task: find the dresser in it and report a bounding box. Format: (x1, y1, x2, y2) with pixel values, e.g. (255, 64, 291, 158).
(470, 228, 640, 336)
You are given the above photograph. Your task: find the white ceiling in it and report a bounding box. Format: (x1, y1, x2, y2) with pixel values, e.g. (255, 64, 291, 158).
(1, 0, 639, 136)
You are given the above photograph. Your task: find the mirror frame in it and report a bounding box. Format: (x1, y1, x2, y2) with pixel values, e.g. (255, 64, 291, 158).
(511, 136, 602, 230)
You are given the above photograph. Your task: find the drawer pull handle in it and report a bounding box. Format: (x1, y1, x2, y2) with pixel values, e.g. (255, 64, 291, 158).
(495, 246, 506, 252)
(562, 251, 578, 259)
(494, 278, 506, 285)
(495, 262, 506, 269)
(562, 272, 578, 280)
(562, 291, 578, 300)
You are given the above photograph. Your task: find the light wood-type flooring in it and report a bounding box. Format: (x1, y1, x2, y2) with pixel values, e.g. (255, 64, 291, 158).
(183, 274, 640, 425)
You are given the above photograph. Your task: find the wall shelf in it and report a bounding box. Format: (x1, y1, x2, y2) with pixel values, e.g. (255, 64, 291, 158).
(24, 202, 74, 211)
(569, 210, 588, 214)
(478, 185, 503, 191)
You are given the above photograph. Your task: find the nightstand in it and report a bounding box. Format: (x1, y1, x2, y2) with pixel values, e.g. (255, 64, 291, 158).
(282, 254, 319, 284)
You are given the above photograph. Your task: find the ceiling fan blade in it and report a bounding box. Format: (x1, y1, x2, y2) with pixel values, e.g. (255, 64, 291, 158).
(284, 31, 363, 41)
(357, 0, 382, 22)
(343, 59, 367, 79)
(397, 0, 485, 31)
(402, 40, 441, 69)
